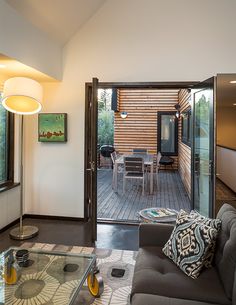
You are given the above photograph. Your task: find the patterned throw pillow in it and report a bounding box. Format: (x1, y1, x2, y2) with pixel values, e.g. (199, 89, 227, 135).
(189, 210, 221, 267)
(162, 210, 218, 279)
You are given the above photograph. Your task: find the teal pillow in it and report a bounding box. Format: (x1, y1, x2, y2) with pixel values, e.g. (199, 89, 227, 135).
(162, 210, 218, 279)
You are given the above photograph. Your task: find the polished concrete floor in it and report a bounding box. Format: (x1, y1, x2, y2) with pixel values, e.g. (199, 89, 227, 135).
(0, 218, 139, 252)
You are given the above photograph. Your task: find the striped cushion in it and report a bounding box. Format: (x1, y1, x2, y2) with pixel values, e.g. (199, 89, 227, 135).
(162, 210, 218, 279)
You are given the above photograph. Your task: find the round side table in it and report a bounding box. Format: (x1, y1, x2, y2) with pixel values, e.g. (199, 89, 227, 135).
(139, 207, 178, 223)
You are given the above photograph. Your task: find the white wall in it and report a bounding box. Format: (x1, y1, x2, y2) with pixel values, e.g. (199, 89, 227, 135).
(24, 0, 236, 217)
(0, 1, 62, 80)
(0, 187, 20, 230)
(217, 146, 236, 192)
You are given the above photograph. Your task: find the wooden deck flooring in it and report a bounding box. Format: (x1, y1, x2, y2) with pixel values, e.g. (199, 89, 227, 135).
(97, 169, 191, 222)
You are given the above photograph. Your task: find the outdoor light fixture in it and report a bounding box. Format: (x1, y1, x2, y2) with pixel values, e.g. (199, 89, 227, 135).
(2, 77, 43, 240)
(120, 111, 128, 119)
(174, 103, 181, 118)
(230, 80, 236, 84)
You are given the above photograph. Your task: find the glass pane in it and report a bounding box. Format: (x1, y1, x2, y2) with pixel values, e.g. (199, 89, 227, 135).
(194, 89, 212, 216)
(0, 94, 7, 183)
(182, 113, 188, 140)
(161, 114, 176, 153)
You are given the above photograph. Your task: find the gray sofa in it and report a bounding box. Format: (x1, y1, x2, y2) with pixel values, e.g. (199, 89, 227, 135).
(131, 204, 236, 305)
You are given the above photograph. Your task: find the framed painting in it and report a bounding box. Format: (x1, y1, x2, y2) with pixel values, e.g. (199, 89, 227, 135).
(38, 113, 67, 142)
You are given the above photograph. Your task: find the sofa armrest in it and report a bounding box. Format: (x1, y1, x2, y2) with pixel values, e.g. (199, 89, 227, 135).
(139, 223, 174, 248)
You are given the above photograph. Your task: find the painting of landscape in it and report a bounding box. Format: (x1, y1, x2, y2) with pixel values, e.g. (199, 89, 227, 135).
(38, 113, 67, 142)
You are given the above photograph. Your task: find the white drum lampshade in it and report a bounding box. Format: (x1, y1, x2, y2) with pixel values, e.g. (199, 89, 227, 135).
(2, 77, 42, 115)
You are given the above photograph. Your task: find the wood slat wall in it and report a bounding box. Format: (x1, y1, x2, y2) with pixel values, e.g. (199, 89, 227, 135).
(178, 89, 191, 198)
(114, 89, 179, 169)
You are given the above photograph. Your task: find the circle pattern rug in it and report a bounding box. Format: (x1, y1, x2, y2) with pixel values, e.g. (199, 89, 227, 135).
(6, 242, 138, 305)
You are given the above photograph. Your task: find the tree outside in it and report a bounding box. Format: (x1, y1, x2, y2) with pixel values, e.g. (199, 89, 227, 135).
(97, 89, 114, 146)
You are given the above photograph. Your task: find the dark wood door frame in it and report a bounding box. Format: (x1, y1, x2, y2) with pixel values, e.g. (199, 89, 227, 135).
(84, 81, 199, 226)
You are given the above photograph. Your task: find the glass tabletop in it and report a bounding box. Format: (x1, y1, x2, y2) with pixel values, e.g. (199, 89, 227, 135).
(0, 247, 96, 305)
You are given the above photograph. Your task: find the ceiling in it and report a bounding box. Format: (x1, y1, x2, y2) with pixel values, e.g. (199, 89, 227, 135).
(0, 54, 56, 82)
(5, 0, 106, 45)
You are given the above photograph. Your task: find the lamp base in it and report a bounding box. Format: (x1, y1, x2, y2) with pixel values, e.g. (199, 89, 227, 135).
(9, 225, 39, 240)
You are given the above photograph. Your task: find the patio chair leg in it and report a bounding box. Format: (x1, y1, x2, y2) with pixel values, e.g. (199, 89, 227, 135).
(142, 178, 145, 196)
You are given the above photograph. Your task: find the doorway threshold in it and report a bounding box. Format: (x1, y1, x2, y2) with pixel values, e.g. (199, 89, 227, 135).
(97, 218, 140, 226)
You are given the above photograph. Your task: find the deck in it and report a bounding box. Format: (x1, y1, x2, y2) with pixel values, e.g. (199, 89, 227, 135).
(97, 169, 191, 222)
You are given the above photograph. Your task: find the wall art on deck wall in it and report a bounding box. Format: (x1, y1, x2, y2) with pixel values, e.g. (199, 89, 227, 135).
(38, 113, 67, 142)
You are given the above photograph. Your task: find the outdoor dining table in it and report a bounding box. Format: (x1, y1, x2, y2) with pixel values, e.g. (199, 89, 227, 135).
(114, 154, 154, 194)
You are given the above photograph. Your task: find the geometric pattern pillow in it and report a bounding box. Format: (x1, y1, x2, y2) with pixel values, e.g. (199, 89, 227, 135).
(162, 210, 218, 279)
(189, 210, 222, 267)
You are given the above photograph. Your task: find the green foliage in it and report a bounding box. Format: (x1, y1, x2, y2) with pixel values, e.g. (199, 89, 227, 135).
(0, 96, 7, 182)
(98, 89, 112, 112)
(98, 110, 114, 146)
(195, 94, 209, 122)
(97, 89, 114, 146)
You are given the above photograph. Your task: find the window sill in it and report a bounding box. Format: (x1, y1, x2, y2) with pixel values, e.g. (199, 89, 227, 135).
(0, 183, 20, 194)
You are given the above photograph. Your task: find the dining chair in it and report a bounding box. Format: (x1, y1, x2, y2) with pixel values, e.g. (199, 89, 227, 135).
(132, 148, 148, 154)
(123, 156, 145, 195)
(155, 151, 162, 190)
(111, 151, 123, 189)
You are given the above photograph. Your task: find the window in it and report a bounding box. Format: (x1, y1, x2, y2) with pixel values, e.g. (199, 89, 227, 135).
(157, 112, 178, 155)
(0, 93, 14, 187)
(181, 108, 191, 147)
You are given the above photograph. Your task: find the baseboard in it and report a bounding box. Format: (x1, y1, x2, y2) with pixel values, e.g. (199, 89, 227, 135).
(23, 214, 85, 222)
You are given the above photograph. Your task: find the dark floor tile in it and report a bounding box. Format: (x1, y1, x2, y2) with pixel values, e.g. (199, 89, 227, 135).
(0, 218, 139, 252)
(96, 223, 139, 251)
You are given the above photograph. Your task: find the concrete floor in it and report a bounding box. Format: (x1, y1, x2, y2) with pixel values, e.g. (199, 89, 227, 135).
(0, 218, 139, 252)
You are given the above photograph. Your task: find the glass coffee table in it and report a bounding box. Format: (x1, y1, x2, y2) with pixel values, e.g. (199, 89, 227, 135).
(0, 247, 104, 305)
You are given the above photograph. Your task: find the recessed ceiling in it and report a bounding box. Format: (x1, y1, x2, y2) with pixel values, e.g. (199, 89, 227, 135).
(0, 54, 56, 82)
(5, 0, 106, 45)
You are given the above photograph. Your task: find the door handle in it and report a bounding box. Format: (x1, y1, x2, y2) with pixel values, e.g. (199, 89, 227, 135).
(86, 161, 95, 172)
(216, 173, 221, 177)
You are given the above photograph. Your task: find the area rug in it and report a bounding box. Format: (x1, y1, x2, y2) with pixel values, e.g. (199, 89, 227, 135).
(12, 242, 137, 305)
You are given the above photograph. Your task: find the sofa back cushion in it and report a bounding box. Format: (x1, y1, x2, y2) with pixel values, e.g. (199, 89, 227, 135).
(214, 203, 236, 299)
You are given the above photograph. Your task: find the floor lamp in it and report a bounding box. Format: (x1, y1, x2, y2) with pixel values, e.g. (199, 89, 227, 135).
(2, 77, 43, 240)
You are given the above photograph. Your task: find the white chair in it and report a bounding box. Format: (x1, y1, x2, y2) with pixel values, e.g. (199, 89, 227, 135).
(123, 156, 145, 195)
(111, 151, 123, 189)
(155, 151, 162, 189)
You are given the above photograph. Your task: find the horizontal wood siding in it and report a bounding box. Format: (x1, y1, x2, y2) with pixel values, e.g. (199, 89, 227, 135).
(178, 89, 191, 198)
(114, 89, 179, 169)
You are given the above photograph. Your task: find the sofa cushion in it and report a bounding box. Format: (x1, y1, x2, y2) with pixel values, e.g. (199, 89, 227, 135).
(132, 293, 222, 305)
(131, 246, 230, 305)
(215, 204, 236, 299)
(162, 210, 219, 278)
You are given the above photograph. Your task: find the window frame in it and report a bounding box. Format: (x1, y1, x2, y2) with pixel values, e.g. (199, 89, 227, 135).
(181, 108, 191, 147)
(157, 111, 178, 156)
(0, 106, 14, 188)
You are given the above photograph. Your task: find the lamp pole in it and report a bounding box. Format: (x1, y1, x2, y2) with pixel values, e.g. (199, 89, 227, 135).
(9, 115, 39, 240)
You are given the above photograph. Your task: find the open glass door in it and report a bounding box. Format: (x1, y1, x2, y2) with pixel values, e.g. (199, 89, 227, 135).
(85, 78, 98, 242)
(192, 77, 215, 217)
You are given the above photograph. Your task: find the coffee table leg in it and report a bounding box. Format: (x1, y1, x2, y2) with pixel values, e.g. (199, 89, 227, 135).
(87, 263, 104, 297)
